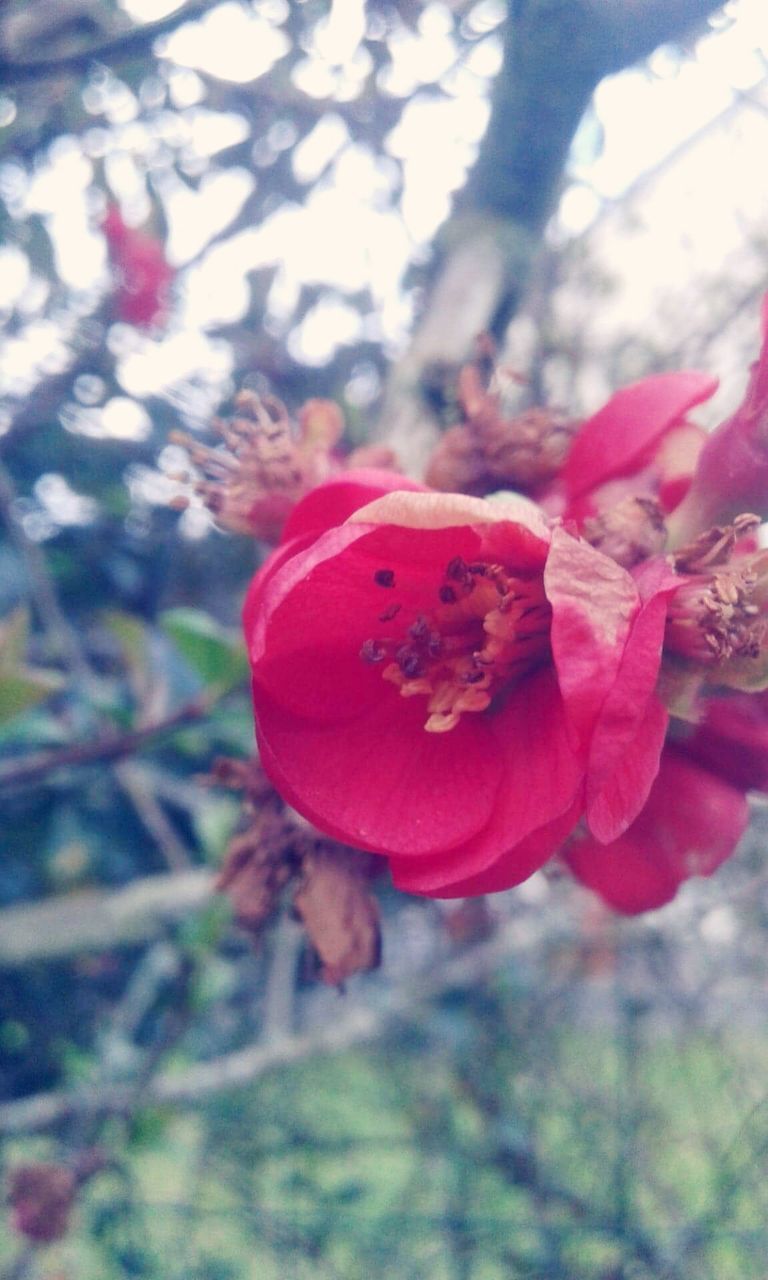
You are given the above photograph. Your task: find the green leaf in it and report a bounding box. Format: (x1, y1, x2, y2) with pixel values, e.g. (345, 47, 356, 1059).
(0, 608, 64, 725)
(0, 669, 63, 725)
(103, 609, 155, 707)
(104, 609, 149, 670)
(160, 608, 248, 694)
(128, 1106, 173, 1150)
(193, 793, 240, 861)
(179, 897, 233, 956)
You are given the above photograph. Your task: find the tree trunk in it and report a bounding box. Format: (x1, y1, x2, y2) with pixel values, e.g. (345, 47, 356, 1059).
(379, 0, 726, 475)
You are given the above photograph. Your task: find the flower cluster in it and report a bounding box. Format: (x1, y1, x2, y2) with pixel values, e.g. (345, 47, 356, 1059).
(236, 301, 768, 915)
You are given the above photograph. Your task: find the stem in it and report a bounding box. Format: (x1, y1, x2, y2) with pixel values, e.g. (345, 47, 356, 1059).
(0, 701, 208, 790)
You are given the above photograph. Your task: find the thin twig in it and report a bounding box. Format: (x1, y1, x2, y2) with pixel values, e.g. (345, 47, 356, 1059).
(0, 457, 219, 878)
(261, 915, 303, 1041)
(0, 701, 208, 790)
(0, 868, 213, 966)
(0, 459, 92, 687)
(0, 919, 534, 1134)
(114, 760, 194, 870)
(0, 0, 217, 85)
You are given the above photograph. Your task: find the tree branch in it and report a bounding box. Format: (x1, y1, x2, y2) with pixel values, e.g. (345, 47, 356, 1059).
(0, 0, 216, 85)
(585, 0, 730, 72)
(0, 918, 541, 1133)
(114, 760, 195, 871)
(0, 701, 208, 791)
(0, 869, 213, 967)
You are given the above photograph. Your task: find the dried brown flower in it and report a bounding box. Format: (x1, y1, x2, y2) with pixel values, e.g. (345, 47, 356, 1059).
(582, 496, 667, 568)
(293, 845, 381, 986)
(173, 392, 343, 543)
(672, 513, 760, 574)
(213, 759, 298, 933)
(426, 361, 576, 496)
(212, 758, 382, 981)
(173, 392, 402, 544)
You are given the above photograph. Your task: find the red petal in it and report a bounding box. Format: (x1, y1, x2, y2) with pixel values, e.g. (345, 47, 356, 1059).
(667, 299, 768, 536)
(387, 668, 584, 891)
(281, 469, 424, 543)
(676, 690, 768, 793)
(586, 694, 668, 844)
(254, 687, 503, 857)
(632, 555, 682, 601)
(349, 489, 551, 544)
(565, 749, 749, 914)
(249, 522, 484, 719)
(564, 372, 718, 500)
(247, 523, 373, 670)
(654, 422, 707, 512)
(585, 578, 672, 837)
(545, 527, 639, 752)
(392, 798, 581, 898)
(242, 532, 318, 641)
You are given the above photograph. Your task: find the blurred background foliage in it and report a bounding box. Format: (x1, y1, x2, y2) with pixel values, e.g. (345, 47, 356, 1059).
(1, 0, 768, 1275)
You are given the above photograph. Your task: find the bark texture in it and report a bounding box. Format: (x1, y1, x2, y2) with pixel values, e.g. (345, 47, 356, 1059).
(379, 0, 726, 474)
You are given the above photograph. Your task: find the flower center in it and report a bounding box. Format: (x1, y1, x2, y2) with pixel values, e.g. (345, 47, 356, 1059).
(361, 556, 551, 732)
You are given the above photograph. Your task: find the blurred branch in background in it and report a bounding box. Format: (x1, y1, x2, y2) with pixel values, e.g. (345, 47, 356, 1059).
(0, 869, 211, 966)
(0, 0, 216, 85)
(0, 914, 613, 1135)
(0, 703, 208, 789)
(0, 460, 92, 687)
(379, 0, 727, 474)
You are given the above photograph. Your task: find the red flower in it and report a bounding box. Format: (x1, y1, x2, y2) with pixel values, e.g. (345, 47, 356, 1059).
(555, 296, 768, 550)
(245, 478, 672, 897)
(102, 203, 173, 328)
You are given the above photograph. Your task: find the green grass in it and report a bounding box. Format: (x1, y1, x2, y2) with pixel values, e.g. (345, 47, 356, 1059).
(4, 1025, 768, 1278)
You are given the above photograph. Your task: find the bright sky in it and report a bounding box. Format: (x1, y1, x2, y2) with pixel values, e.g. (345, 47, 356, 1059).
(1, 0, 767, 444)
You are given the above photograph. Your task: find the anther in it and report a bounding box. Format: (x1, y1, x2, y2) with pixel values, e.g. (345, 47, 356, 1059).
(446, 556, 472, 585)
(408, 617, 442, 655)
(397, 648, 425, 679)
(360, 639, 386, 664)
(361, 554, 552, 733)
